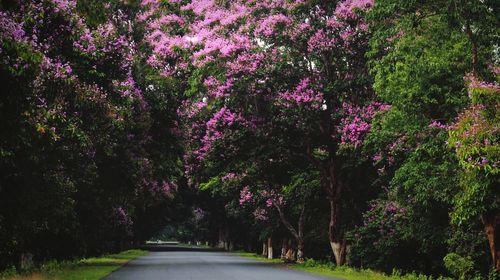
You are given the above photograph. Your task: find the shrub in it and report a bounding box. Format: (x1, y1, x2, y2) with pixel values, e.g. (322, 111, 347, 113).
(443, 253, 474, 280)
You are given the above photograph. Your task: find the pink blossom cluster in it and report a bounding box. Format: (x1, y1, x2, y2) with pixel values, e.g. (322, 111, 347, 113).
(253, 208, 268, 221)
(450, 102, 499, 171)
(195, 107, 251, 160)
(260, 190, 285, 207)
(374, 136, 406, 170)
(115, 72, 143, 100)
(339, 102, 390, 146)
(193, 207, 205, 221)
(334, 0, 374, 20)
(278, 78, 324, 108)
(50, 0, 76, 13)
(145, 0, 377, 193)
(222, 173, 237, 182)
(239, 186, 253, 205)
(0, 12, 27, 44)
(226, 52, 265, 76)
(254, 14, 292, 37)
(307, 29, 336, 53)
(141, 0, 257, 72)
(1, 0, 154, 178)
(464, 73, 500, 96)
(429, 120, 450, 130)
(162, 181, 178, 198)
(114, 207, 133, 228)
(203, 77, 234, 98)
(363, 201, 407, 239)
(41, 56, 74, 80)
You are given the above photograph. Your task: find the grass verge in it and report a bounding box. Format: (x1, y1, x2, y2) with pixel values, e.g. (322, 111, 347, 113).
(235, 252, 442, 280)
(1, 249, 148, 280)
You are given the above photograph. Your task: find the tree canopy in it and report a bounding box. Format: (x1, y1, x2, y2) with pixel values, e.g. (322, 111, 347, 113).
(0, 0, 498, 278)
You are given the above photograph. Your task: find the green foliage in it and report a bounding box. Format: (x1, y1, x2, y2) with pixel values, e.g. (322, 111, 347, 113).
(282, 169, 320, 199)
(451, 172, 497, 226)
(348, 199, 412, 273)
(367, 0, 497, 276)
(370, 16, 469, 118)
(0, 0, 184, 270)
(1, 0, 498, 278)
(448, 87, 499, 175)
(443, 253, 474, 280)
(199, 176, 221, 192)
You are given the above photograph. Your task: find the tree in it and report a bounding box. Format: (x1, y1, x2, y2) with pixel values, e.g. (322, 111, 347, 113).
(0, 0, 181, 269)
(449, 75, 499, 272)
(140, 0, 383, 265)
(366, 0, 498, 274)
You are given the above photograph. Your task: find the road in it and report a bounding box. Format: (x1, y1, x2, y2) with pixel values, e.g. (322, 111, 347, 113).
(105, 246, 342, 280)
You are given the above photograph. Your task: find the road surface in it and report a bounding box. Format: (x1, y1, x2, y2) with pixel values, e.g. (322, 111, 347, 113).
(105, 246, 342, 280)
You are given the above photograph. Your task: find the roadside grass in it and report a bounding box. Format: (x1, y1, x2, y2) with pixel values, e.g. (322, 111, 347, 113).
(0, 249, 148, 280)
(235, 252, 446, 280)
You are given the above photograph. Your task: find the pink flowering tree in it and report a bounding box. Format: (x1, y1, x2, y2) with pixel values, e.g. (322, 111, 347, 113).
(449, 74, 500, 271)
(0, 0, 182, 266)
(140, 0, 384, 265)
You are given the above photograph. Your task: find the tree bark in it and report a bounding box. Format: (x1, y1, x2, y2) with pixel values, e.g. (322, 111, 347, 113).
(267, 236, 273, 259)
(464, 18, 478, 75)
(275, 204, 306, 262)
(325, 163, 346, 266)
(297, 240, 305, 263)
(262, 241, 267, 256)
(482, 210, 500, 272)
(285, 239, 296, 261)
(218, 228, 228, 249)
(297, 206, 306, 263)
(329, 198, 346, 265)
(281, 239, 288, 260)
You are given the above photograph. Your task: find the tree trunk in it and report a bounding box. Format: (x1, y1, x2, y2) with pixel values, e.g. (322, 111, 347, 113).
(218, 228, 225, 249)
(275, 204, 306, 263)
(321, 160, 346, 266)
(297, 206, 306, 263)
(464, 20, 478, 75)
(329, 198, 346, 266)
(267, 236, 273, 259)
(285, 239, 296, 261)
(482, 210, 500, 272)
(297, 240, 305, 263)
(262, 241, 268, 256)
(19, 252, 34, 271)
(281, 239, 288, 260)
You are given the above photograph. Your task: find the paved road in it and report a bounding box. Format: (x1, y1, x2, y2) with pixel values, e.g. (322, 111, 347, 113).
(105, 246, 342, 280)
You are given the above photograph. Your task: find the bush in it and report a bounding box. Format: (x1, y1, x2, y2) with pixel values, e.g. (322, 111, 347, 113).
(0, 266, 17, 279)
(443, 253, 474, 280)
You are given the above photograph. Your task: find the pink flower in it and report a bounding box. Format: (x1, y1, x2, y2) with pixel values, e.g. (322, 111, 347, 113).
(429, 121, 450, 129)
(335, 0, 373, 20)
(239, 186, 253, 205)
(266, 198, 273, 208)
(254, 14, 292, 37)
(278, 78, 323, 108)
(253, 208, 268, 221)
